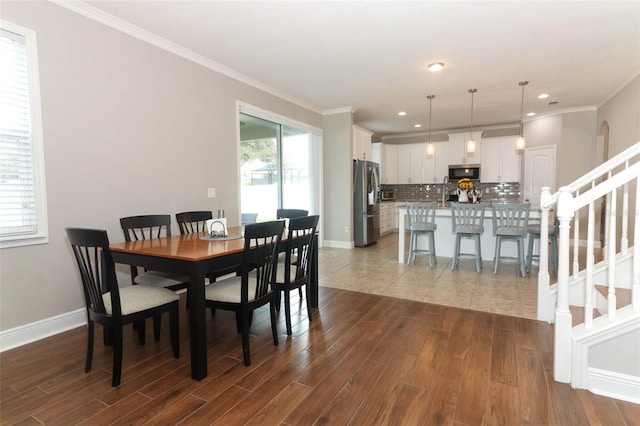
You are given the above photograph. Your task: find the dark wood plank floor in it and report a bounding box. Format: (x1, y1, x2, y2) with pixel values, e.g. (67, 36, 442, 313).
(1, 287, 638, 425)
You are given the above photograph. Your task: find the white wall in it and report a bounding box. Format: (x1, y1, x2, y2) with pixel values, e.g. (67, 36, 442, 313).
(322, 111, 353, 247)
(0, 1, 322, 332)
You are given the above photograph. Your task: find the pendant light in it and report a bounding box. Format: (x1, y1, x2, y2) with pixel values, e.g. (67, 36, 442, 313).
(516, 81, 528, 151)
(466, 89, 477, 155)
(426, 94, 435, 156)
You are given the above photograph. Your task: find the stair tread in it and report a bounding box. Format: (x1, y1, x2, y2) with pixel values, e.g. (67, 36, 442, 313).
(594, 285, 632, 309)
(570, 305, 601, 327)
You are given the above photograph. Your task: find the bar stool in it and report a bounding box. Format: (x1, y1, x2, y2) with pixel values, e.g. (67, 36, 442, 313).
(451, 202, 487, 272)
(406, 201, 438, 266)
(526, 219, 558, 274)
(491, 202, 530, 277)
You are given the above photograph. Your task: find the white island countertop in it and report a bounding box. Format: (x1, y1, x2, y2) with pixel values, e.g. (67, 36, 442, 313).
(396, 204, 540, 264)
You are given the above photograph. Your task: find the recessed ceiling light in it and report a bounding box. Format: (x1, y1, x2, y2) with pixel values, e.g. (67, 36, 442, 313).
(526, 112, 536, 117)
(538, 93, 550, 99)
(398, 111, 407, 116)
(414, 124, 422, 128)
(428, 62, 444, 72)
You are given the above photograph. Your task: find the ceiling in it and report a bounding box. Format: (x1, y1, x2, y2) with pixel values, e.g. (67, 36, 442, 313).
(78, 1, 639, 138)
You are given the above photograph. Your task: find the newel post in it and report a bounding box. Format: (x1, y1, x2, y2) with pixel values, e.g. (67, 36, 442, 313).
(537, 186, 553, 322)
(554, 186, 573, 383)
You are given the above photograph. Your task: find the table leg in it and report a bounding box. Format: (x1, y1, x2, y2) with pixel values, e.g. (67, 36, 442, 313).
(189, 264, 208, 380)
(310, 234, 319, 307)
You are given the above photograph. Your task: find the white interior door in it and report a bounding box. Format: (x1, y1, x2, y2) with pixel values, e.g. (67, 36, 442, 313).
(523, 145, 556, 210)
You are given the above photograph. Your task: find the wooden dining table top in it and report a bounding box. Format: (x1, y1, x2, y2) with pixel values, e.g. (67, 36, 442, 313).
(109, 225, 247, 262)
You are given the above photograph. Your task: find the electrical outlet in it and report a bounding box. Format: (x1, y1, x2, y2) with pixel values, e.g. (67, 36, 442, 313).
(344, 225, 349, 233)
(207, 188, 216, 198)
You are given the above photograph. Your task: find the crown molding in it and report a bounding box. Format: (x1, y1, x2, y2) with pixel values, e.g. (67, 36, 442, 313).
(49, 0, 323, 115)
(323, 107, 354, 115)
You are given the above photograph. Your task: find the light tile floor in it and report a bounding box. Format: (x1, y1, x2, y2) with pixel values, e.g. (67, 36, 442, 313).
(318, 232, 552, 319)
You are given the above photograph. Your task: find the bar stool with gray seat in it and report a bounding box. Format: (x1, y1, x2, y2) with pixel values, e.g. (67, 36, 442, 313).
(451, 202, 487, 273)
(491, 202, 531, 277)
(526, 218, 559, 274)
(406, 201, 438, 266)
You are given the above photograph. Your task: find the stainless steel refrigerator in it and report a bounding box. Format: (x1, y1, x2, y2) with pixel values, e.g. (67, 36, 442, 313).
(353, 159, 380, 247)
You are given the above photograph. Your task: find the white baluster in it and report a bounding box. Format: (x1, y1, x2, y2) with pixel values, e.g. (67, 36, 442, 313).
(585, 199, 595, 328)
(607, 188, 617, 320)
(573, 189, 580, 278)
(621, 163, 629, 254)
(634, 177, 640, 311)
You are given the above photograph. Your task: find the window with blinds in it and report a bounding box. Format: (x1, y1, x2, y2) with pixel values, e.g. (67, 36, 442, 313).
(0, 23, 48, 248)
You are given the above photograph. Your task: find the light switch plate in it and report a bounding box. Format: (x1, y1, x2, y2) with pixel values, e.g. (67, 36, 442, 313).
(207, 187, 216, 198)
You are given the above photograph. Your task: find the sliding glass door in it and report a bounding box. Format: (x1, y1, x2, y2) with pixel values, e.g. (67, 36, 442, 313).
(239, 111, 318, 223)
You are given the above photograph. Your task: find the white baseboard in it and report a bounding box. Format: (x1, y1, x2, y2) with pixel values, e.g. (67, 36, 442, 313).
(0, 308, 86, 352)
(323, 240, 354, 249)
(588, 367, 640, 404)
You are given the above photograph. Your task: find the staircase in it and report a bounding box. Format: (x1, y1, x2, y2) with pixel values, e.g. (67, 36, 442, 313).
(536, 141, 640, 404)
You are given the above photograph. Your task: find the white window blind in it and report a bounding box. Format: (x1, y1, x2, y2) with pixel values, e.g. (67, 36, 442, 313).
(0, 24, 47, 247)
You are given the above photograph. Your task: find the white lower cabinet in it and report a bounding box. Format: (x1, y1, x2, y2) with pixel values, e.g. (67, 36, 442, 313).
(380, 202, 396, 235)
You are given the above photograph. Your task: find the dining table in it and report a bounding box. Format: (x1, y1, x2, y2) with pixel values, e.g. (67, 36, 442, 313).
(109, 225, 318, 381)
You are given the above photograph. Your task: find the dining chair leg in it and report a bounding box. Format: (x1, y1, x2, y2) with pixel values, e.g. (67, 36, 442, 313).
(305, 284, 313, 322)
(170, 304, 180, 358)
(270, 299, 279, 345)
(241, 309, 251, 366)
(153, 314, 161, 342)
(112, 325, 124, 387)
(85, 320, 94, 373)
(284, 289, 292, 335)
(136, 320, 146, 345)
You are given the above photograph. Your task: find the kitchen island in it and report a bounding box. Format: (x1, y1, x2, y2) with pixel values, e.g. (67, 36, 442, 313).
(397, 204, 540, 264)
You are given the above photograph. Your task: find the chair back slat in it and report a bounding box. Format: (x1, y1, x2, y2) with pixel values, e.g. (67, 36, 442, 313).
(175, 211, 213, 235)
(66, 228, 119, 316)
(451, 202, 487, 233)
(491, 202, 531, 236)
(406, 202, 437, 230)
(120, 215, 172, 241)
(286, 215, 319, 283)
(241, 220, 285, 302)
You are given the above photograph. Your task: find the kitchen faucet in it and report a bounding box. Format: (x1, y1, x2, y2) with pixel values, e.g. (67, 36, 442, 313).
(442, 176, 449, 205)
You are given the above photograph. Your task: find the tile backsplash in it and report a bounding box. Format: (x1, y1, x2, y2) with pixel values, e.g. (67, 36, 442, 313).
(382, 182, 521, 203)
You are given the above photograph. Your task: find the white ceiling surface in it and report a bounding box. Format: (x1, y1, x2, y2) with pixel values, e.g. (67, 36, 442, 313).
(82, 1, 640, 137)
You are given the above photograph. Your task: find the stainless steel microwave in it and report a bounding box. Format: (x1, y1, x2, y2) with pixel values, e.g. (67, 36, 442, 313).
(448, 164, 481, 180)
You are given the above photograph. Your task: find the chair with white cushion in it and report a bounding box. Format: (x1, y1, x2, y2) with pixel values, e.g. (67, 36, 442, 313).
(65, 228, 179, 386)
(205, 220, 284, 366)
(274, 215, 319, 335)
(120, 215, 189, 291)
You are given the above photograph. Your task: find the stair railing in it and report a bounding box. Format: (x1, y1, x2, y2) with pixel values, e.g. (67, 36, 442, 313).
(538, 141, 640, 384)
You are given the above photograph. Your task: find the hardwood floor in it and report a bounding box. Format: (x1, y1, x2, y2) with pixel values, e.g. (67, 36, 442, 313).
(1, 235, 637, 425)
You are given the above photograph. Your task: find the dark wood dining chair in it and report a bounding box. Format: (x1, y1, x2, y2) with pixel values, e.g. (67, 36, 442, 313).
(276, 208, 309, 219)
(274, 215, 319, 335)
(275, 209, 309, 298)
(65, 228, 180, 386)
(119, 215, 189, 292)
(175, 210, 212, 234)
(204, 220, 285, 366)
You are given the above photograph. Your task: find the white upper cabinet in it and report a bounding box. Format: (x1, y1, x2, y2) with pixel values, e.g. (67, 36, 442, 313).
(447, 132, 482, 165)
(481, 136, 522, 182)
(384, 144, 398, 184)
(423, 141, 449, 183)
(353, 125, 373, 160)
(397, 143, 425, 184)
